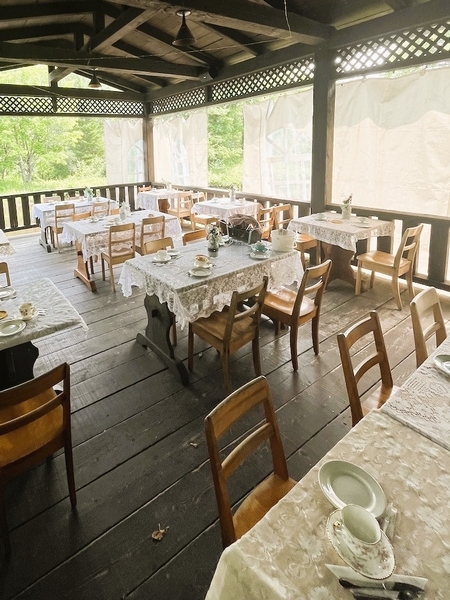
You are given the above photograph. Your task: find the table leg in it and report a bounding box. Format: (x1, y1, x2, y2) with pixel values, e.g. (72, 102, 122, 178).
(321, 242, 356, 287)
(136, 293, 189, 385)
(0, 342, 39, 390)
(73, 240, 97, 292)
(38, 226, 52, 252)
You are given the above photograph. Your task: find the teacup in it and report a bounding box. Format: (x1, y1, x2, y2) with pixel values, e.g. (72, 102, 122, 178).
(316, 213, 326, 221)
(195, 254, 210, 268)
(156, 249, 169, 261)
(253, 242, 268, 253)
(338, 504, 381, 554)
(358, 216, 370, 223)
(19, 302, 36, 321)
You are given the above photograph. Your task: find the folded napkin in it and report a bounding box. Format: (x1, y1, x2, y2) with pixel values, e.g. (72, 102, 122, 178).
(326, 565, 427, 592)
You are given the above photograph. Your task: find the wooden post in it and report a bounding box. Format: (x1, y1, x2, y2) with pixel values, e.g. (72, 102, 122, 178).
(310, 46, 335, 214)
(143, 111, 155, 184)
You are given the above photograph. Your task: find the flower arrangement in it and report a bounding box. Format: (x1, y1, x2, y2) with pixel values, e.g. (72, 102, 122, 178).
(206, 223, 222, 249)
(341, 193, 352, 219)
(84, 186, 94, 200)
(342, 193, 353, 206)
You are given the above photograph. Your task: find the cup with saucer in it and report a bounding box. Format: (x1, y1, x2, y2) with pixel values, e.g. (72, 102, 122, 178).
(19, 302, 37, 321)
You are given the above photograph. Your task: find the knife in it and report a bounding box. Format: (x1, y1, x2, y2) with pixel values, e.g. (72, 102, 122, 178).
(340, 578, 424, 594)
(351, 589, 400, 599)
(326, 565, 427, 591)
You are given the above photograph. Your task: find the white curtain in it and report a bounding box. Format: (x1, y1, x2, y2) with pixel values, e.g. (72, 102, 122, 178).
(333, 67, 450, 216)
(243, 89, 313, 199)
(104, 119, 144, 184)
(153, 111, 208, 186)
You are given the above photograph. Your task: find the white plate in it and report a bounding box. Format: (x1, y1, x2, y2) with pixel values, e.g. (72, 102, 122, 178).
(434, 354, 450, 376)
(189, 268, 212, 278)
(318, 460, 386, 518)
(153, 257, 171, 264)
(326, 509, 395, 580)
(250, 251, 269, 260)
(0, 287, 15, 299)
(168, 250, 180, 258)
(0, 319, 26, 336)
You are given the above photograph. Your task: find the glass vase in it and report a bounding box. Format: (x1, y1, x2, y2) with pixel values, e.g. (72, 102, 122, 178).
(341, 204, 351, 220)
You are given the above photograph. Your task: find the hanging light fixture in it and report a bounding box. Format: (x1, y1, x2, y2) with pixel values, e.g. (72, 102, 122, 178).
(172, 9, 196, 47)
(88, 69, 101, 89)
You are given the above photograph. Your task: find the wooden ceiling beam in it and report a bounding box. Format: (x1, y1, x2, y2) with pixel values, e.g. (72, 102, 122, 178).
(1, 1, 93, 20)
(199, 23, 265, 58)
(0, 82, 144, 101)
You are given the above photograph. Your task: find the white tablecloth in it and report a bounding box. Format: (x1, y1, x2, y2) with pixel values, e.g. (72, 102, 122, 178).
(0, 230, 15, 256)
(61, 210, 182, 259)
(288, 213, 394, 252)
(119, 241, 303, 329)
(191, 199, 259, 221)
(136, 190, 179, 211)
(32, 197, 116, 230)
(205, 410, 450, 600)
(0, 278, 87, 350)
(381, 335, 450, 451)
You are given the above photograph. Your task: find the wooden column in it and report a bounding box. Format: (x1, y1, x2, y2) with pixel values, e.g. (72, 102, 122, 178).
(310, 46, 336, 214)
(143, 112, 155, 183)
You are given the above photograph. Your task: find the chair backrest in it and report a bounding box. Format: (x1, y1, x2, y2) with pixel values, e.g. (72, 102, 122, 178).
(273, 204, 293, 229)
(183, 229, 206, 245)
(0, 262, 11, 287)
(257, 204, 274, 240)
(176, 191, 193, 210)
(337, 310, 393, 426)
(394, 223, 423, 269)
(204, 375, 290, 548)
(43, 195, 61, 203)
(73, 211, 91, 221)
(143, 236, 174, 255)
(54, 203, 75, 227)
(138, 185, 152, 192)
(108, 222, 135, 255)
(91, 201, 110, 217)
(140, 216, 165, 249)
(192, 192, 205, 203)
(292, 259, 332, 321)
(410, 287, 447, 367)
(223, 276, 268, 345)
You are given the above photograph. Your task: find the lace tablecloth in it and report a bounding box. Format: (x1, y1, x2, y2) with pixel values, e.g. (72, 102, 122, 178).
(191, 199, 259, 220)
(381, 336, 450, 451)
(61, 210, 182, 259)
(32, 197, 117, 230)
(0, 278, 87, 350)
(119, 241, 303, 329)
(136, 190, 178, 211)
(288, 213, 394, 252)
(205, 410, 450, 600)
(0, 230, 14, 255)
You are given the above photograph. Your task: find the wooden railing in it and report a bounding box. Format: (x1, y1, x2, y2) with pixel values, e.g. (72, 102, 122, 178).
(1, 184, 448, 291)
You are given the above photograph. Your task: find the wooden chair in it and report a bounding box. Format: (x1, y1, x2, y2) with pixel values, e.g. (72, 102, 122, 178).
(191, 192, 219, 230)
(355, 224, 424, 310)
(135, 216, 165, 255)
(410, 287, 447, 367)
(257, 205, 274, 241)
(91, 201, 110, 218)
(51, 203, 75, 252)
(168, 191, 193, 228)
(143, 236, 174, 255)
(188, 276, 268, 392)
(0, 363, 76, 555)
(337, 311, 399, 427)
(183, 229, 206, 245)
(273, 204, 318, 268)
(43, 195, 61, 203)
(72, 212, 95, 273)
(0, 262, 11, 287)
(100, 222, 135, 292)
(138, 185, 152, 192)
(204, 375, 296, 548)
(262, 260, 332, 371)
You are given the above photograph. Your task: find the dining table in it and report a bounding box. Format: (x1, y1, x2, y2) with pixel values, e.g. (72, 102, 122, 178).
(118, 240, 304, 385)
(136, 189, 179, 212)
(61, 210, 183, 292)
(0, 229, 15, 256)
(191, 197, 259, 222)
(0, 278, 87, 390)
(32, 196, 117, 252)
(287, 212, 394, 288)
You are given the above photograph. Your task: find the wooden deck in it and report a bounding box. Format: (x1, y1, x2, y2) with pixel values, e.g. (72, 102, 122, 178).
(2, 231, 450, 600)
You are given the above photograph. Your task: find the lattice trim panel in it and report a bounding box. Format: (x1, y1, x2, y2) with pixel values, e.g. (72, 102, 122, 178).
(152, 87, 206, 114)
(0, 95, 143, 116)
(335, 20, 450, 75)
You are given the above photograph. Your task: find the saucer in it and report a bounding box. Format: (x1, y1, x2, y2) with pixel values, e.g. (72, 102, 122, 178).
(153, 257, 171, 264)
(326, 509, 395, 580)
(250, 251, 269, 260)
(188, 268, 212, 278)
(434, 354, 450, 376)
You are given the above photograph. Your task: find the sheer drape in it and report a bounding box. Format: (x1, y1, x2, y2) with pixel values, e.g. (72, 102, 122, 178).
(104, 119, 144, 184)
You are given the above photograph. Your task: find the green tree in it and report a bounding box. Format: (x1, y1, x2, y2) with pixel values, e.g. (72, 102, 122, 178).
(208, 104, 243, 189)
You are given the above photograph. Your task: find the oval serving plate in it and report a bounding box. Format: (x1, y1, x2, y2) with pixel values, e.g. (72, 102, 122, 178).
(0, 319, 26, 337)
(318, 460, 386, 518)
(434, 354, 450, 376)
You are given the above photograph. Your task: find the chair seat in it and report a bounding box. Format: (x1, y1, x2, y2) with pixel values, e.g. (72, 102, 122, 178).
(263, 288, 316, 323)
(193, 309, 257, 349)
(233, 473, 297, 540)
(358, 250, 410, 271)
(296, 233, 317, 248)
(0, 389, 60, 465)
(361, 383, 400, 416)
